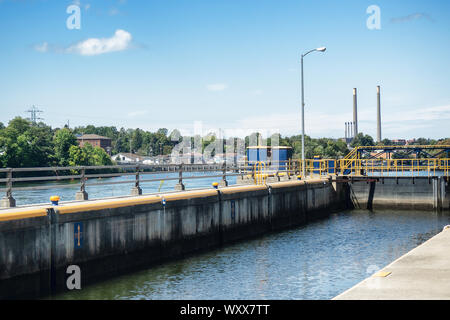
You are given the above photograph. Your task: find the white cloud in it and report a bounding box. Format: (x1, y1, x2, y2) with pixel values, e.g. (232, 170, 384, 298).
(206, 83, 228, 92)
(66, 29, 132, 56)
(34, 42, 48, 53)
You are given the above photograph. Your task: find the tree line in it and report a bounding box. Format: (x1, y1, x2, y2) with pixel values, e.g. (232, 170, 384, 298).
(0, 117, 112, 168)
(1, 116, 448, 169)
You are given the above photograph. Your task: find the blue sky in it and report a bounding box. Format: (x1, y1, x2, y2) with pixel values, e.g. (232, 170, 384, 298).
(0, 0, 449, 139)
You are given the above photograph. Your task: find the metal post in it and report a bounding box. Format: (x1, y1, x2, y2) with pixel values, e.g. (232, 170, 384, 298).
(76, 167, 88, 201)
(377, 85, 382, 143)
(345, 122, 348, 143)
(174, 163, 185, 191)
(353, 88, 358, 137)
(131, 165, 142, 195)
(301, 54, 306, 178)
(299, 47, 326, 179)
(1, 168, 16, 208)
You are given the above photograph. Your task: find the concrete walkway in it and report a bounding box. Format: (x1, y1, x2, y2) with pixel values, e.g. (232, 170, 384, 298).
(334, 226, 450, 300)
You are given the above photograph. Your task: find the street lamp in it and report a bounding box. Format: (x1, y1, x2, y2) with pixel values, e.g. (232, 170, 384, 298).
(300, 46, 326, 178)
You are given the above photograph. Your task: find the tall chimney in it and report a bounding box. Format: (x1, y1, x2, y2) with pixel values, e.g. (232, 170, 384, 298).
(377, 85, 382, 143)
(349, 122, 353, 139)
(345, 122, 348, 142)
(353, 88, 358, 137)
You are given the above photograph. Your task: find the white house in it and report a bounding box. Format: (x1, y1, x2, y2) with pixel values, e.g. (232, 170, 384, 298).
(111, 153, 142, 163)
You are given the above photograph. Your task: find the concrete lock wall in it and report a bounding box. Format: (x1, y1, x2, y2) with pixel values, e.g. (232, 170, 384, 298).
(348, 176, 450, 211)
(0, 179, 346, 299)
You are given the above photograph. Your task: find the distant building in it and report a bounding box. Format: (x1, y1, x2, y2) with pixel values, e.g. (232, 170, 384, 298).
(77, 134, 112, 154)
(142, 155, 170, 165)
(112, 152, 142, 163)
(391, 139, 406, 145)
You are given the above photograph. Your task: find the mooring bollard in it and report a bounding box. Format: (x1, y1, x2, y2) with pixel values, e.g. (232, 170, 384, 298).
(50, 196, 60, 206)
(1, 168, 16, 208)
(174, 163, 185, 191)
(76, 167, 88, 201)
(131, 165, 143, 195)
(219, 162, 228, 187)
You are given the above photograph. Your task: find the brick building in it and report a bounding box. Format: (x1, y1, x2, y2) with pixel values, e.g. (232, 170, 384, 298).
(77, 134, 112, 154)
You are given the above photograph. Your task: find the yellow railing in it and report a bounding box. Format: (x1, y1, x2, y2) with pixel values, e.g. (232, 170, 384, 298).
(245, 159, 336, 180)
(253, 161, 267, 185)
(337, 158, 450, 177)
(244, 158, 450, 179)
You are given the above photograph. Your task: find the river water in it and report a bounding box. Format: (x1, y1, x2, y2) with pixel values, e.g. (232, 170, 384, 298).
(47, 209, 450, 300)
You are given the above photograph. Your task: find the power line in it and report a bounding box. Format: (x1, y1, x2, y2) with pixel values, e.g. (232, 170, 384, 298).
(25, 105, 44, 123)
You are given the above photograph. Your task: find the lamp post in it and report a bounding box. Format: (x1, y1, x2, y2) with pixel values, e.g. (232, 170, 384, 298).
(300, 46, 326, 178)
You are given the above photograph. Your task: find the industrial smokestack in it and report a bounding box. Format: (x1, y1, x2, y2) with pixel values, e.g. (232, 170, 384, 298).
(353, 88, 358, 137)
(345, 122, 348, 142)
(377, 86, 382, 143)
(349, 122, 353, 139)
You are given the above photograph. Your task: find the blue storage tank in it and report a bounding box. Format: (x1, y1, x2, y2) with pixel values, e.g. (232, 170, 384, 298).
(313, 156, 321, 174)
(246, 146, 293, 170)
(327, 160, 335, 174)
(271, 147, 293, 170)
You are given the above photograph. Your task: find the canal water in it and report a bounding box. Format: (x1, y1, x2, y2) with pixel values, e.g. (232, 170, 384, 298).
(48, 209, 450, 300)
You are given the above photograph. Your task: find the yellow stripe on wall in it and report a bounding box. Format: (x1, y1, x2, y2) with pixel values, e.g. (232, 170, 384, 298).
(0, 208, 48, 222)
(57, 196, 162, 214)
(220, 185, 268, 195)
(268, 181, 306, 189)
(161, 190, 219, 201)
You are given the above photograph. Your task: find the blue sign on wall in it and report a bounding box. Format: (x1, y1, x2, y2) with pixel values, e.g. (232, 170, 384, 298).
(74, 222, 83, 249)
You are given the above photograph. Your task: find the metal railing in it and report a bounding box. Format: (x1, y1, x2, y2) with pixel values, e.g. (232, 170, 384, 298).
(337, 158, 450, 177)
(0, 161, 302, 208)
(249, 158, 450, 178)
(2, 158, 447, 208)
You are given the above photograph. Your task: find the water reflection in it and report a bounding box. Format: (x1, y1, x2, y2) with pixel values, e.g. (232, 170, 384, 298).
(48, 209, 450, 300)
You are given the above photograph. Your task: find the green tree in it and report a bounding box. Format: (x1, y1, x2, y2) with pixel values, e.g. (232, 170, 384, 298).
(53, 128, 78, 166)
(380, 138, 392, 146)
(0, 117, 53, 167)
(132, 128, 143, 153)
(113, 128, 130, 154)
(351, 133, 375, 147)
(68, 143, 113, 167)
(68, 145, 89, 167)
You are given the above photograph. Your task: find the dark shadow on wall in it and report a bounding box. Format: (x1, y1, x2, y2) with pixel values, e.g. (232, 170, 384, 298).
(367, 181, 376, 210)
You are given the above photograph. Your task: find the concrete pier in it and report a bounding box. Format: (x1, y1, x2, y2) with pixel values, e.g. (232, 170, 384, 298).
(0, 178, 346, 299)
(347, 176, 449, 211)
(334, 227, 450, 300)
